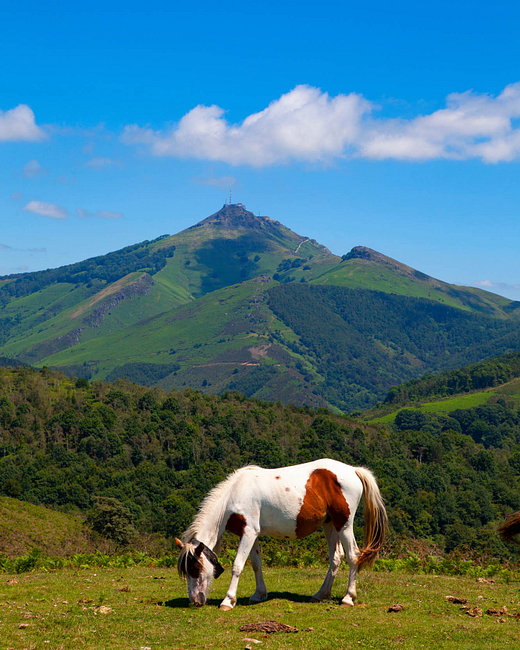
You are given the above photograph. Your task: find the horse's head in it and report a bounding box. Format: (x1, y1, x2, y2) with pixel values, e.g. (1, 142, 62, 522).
(175, 538, 225, 606)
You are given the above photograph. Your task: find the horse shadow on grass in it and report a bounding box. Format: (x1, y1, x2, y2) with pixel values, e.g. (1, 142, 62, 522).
(160, 591, 311, 609)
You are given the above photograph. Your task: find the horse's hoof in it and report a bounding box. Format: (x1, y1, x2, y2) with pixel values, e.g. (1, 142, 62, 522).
(310, 596, 322, 603)
(340, 601, 355, 607)
(249, 595, 267, 604)
(219, 605, 233, 611)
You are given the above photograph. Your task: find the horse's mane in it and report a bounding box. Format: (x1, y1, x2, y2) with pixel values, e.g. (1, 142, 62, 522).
(182, 465, 262, 543)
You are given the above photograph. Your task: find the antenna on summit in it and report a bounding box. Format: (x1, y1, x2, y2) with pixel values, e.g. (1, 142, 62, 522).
(229, 190, 232, 205)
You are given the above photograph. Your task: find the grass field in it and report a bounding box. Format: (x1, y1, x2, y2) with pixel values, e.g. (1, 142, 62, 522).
(368, 392, 494, 424)
(2, 565, 520, 649)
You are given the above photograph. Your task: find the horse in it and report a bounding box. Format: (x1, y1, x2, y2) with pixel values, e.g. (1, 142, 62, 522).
(498, 511, 520, 544)
(175, 458, 387, 610)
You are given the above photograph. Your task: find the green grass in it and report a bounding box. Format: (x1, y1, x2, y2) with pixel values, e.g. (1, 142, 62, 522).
(368, 392, 494, 424)
(312, 260, 466, 308)
(0, 497, 91, 557)
(311, 258, 512, 317)
(1, 565, 520, 649)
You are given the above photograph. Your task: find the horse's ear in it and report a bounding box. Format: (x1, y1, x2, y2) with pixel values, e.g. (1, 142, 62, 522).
(175, 538, 184, 549)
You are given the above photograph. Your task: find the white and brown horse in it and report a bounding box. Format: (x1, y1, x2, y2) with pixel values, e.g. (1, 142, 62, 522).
(175, 458, 387, 610)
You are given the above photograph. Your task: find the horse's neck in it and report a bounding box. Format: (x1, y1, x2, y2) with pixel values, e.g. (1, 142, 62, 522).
(188, 483, 234, 550)
(190, 517, 222, 550)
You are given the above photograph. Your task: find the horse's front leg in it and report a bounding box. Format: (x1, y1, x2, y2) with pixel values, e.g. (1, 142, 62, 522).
(220, 529, 257, 611)
(248, 539, 267, 604)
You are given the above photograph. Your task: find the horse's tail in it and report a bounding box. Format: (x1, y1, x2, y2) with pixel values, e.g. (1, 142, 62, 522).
(498, 511, 520, 545)
(355, 467, 388, 571)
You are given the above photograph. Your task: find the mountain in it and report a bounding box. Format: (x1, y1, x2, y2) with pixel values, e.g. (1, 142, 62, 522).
(0, 203, 337, 366)
(2, 203, 520, 411)
(312, 246, 518, 316)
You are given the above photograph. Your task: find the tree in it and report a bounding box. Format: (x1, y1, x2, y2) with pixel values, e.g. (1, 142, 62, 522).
(87, 497, 135, 544)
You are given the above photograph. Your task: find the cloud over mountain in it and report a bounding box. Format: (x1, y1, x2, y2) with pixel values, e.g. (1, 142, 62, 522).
(122, 83, 520, 166)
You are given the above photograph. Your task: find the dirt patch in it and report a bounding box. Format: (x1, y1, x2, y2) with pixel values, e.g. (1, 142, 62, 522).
(239, 621, 298, 634)
(446, 596, 468, 605)
(248, 344, 271, 360)
(387, 604, 404, 613)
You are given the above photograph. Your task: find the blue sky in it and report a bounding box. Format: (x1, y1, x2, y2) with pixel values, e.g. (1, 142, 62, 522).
(2, 0, 520, 298)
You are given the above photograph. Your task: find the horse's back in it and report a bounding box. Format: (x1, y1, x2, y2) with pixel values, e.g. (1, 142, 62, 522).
(227, 459, 364, 539)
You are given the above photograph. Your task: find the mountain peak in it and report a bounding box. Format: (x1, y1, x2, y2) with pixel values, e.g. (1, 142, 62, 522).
(195, 203, 282, 231)
(344, 246, 429, 279)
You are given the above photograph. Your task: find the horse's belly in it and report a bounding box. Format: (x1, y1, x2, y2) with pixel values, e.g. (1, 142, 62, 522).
(260, 521, 299, 540)
(258, 503, 301, 540)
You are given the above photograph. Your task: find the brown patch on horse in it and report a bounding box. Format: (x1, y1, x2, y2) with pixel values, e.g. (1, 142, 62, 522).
(295, 469, 350, 538)
(226, 513, 247, 538)
(275, 476, 281, 479)
(285, 487, 290, 492)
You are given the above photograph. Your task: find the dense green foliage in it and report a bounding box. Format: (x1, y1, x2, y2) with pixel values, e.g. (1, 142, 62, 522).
(385, 352, 520, 404)
(268, 284, 520, 410)
(0, 365, 519, 561)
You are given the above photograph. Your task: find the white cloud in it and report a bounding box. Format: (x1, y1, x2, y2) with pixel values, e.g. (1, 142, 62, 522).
(77, 208, 93, 218)
(97, 210, 123, 219)
(360, 84, 520, 162)
(0, 105, 45, 142)
(0, 243, 13, 250)
(473, 279, 520, 291)
(84, 157, 122, 170)
(23, 200, 68, 219)
(122, 85, 370, 166)
(23, 159, 48, 178)
(192, 174, 238, 188)
(77, 208, 123, 219)
(122, 83, 520, 166)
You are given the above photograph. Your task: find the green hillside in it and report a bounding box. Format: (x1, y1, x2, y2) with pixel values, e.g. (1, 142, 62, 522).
(15, 282, 520, 412)
(312, 246, 518, 317)
(361, 352, 520, 427)
(0, 497, 91, 557)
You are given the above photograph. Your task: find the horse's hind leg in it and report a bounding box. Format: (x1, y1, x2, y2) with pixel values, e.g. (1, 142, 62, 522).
(311, 521, 344, 603)
(338, 525, 360, 606)
(249, 539, 268, 604)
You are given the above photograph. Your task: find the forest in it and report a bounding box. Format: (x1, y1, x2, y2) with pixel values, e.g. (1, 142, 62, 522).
(385, 352, 520, 404)
(1, 363, 519, 561)
(267, 284, 520, 410)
